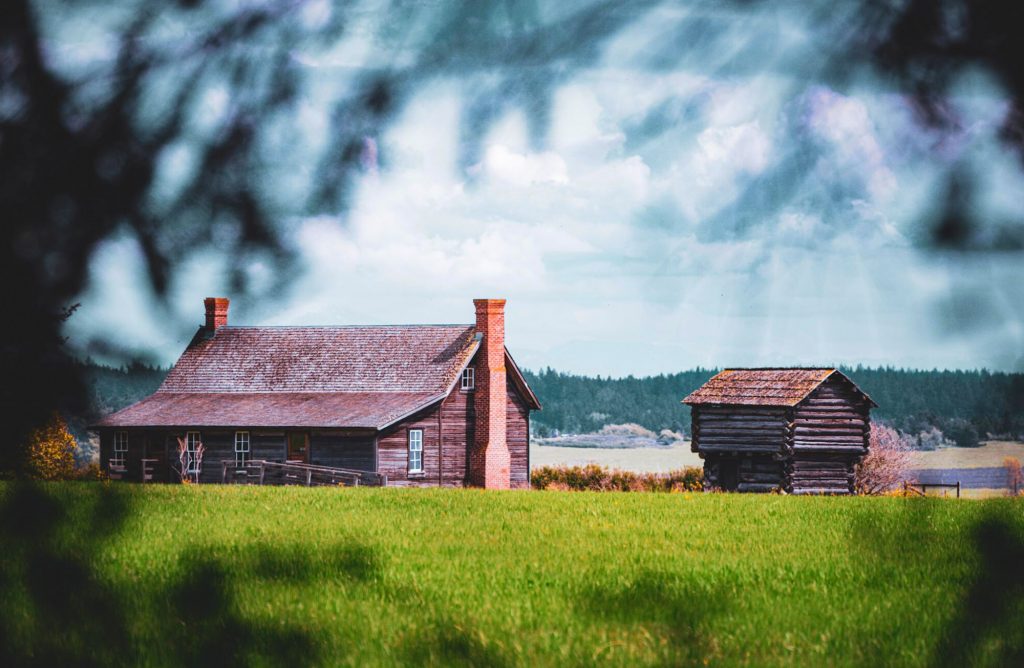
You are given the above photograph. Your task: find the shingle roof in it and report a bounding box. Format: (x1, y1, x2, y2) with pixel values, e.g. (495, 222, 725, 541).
(96, 325, 483, 429)
(95, 322, 540, 429)
(682, 368, 877, 407)
(94, 392, 440, 429)
(159, 325, 478, 394)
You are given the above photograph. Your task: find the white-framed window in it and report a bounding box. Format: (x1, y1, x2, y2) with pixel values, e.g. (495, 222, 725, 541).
(461, 367, 475, 390)
(112, 431, 128, 467)
(186, 431, 201, 474)
(408, 429, 423, 473)
(234, 431, 250, 468)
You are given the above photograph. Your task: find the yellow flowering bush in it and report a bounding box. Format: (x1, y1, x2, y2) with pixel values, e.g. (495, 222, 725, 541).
(24, 413, 78, 480)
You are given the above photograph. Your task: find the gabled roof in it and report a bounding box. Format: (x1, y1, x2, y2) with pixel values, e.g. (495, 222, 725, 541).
(160, 325, 478, 394)
(682, 368, 877, 407)
(95, 323, 539, 429)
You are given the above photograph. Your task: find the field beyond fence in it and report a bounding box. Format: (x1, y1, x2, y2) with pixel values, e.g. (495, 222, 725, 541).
(1, 484, 1022, 666)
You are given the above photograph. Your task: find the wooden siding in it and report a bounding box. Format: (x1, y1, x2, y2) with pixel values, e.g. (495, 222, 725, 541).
(692, 374, 870, 494)
(310, 431, 375, 472)
(377, 405, 442, 487)
(507, 386, 530, 489)
(97, 366, 534, 488)
(197, 430, 232, 484)
(376, 365, 532, 488)
(252, 431, 286, 463)
(440, 382, 473, 487)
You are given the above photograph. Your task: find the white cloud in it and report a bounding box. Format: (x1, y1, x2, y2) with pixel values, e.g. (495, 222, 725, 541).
(805, 87, 897, 202)
(697, 121, 771, 175)
(475, 145, 569, 187)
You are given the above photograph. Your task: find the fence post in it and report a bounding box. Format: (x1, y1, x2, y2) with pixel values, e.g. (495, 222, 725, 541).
(259, 462, 266, 485)
(957, 481, 961, 499)
(221, 461, 228, 484)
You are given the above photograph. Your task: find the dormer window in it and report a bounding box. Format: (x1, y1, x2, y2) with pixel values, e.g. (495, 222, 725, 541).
(461, 367, 475, 391)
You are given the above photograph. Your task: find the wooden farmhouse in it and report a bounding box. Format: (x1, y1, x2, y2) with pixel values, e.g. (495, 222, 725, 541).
(683, 369, 876, 494)
(93, 298, 540, 488)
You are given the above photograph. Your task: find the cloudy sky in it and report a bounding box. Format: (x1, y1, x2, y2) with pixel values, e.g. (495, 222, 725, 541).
(58, 1, 1024, 375)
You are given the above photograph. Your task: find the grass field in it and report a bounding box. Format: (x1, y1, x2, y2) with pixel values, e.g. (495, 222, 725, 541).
(2, 484, 1022, 667)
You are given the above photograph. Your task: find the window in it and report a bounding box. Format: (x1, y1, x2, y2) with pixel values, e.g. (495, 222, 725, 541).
(408, 429, 423, 473)
(186, 431, 201, 474)
(112, 431, 128, 467)
(234, 431, 250, 468)
(461, 367, 475, 390)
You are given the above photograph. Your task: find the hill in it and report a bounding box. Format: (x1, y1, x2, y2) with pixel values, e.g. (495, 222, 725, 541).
(522, 366, 1024, 446)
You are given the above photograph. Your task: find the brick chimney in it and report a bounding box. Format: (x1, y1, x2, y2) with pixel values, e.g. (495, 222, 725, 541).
(204, 297, 229, 331)
(470, 298, 510, 489)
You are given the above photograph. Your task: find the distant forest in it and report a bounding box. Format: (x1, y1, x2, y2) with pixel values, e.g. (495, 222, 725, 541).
(522, 367, 1024, 447)
(73, 362, 1024, 450)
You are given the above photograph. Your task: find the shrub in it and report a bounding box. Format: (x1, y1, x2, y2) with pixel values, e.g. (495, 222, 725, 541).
(855, 424, 913, 495)
(598, 423, 657, 438)
(656, 429, 684, 445)
(1004, 457, 1023, 496)
(946, 418, 980, 448)
(24, 413, 78, 480)
(915, 426, 947, 451)
(530, 464, 702, 492)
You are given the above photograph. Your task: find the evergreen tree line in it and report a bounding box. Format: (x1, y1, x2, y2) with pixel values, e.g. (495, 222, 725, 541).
(522, 366, 1024, 448)
(65, 361, 168, 451)
(69, 362, 1024, 449)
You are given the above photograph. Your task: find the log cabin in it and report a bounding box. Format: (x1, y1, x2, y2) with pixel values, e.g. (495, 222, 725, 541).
(92, 297, 540, 488)
(683, 368, 876, 494)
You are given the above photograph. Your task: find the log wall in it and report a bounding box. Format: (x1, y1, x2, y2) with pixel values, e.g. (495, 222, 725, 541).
(692, 374, 871, 494)
(692, 406, 791, 492)
(789, 375, 869, 494)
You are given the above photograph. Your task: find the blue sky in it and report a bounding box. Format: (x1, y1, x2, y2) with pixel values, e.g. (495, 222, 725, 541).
(57, 1, 1024, 375)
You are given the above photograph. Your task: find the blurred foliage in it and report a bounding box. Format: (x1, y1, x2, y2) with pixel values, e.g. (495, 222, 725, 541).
(0, 0, 651, 469)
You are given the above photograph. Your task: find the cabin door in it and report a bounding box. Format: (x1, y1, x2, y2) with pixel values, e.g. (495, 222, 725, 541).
(719, 460, 739, 492)
(287, 432, 309, 464)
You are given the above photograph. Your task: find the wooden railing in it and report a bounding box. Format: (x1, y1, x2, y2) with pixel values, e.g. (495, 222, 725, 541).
(108, 458, 159, 483)
(220, 460, 387, 487)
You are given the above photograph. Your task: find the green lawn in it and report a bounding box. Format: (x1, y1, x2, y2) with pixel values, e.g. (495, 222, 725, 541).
(2, 484, 1022, 667)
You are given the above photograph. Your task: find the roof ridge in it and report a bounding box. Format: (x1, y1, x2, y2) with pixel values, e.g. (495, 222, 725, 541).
(723, 367, 836, 371)
(153, 389, 437, 394)
(217, 323, 474, 330)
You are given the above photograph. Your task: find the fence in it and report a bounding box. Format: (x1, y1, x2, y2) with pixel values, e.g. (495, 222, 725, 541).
(220, 460, 387, 487)
(904, 480, 961, 498)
